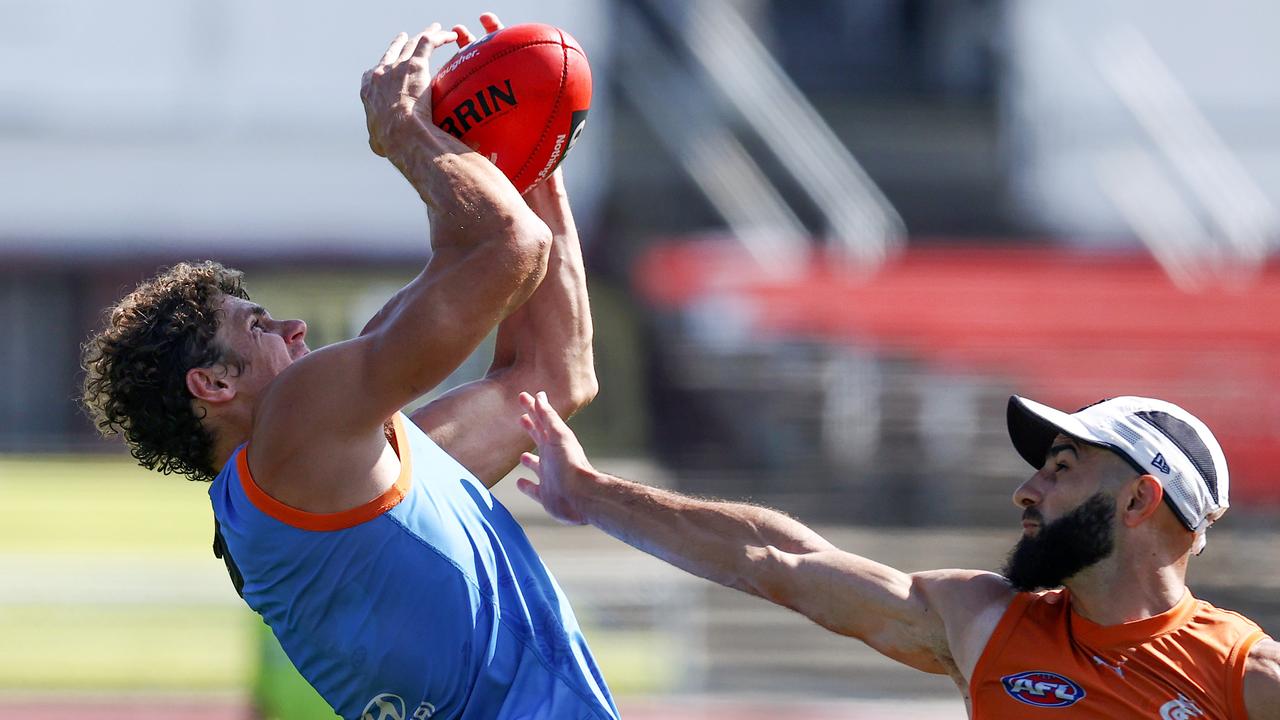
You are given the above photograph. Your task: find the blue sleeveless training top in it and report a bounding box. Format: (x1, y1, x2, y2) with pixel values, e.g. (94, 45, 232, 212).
(208, 414, 618, 720)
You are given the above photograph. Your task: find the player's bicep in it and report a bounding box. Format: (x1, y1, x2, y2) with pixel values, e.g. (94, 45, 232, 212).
(359, 242, 543, 420)
(759, 549, 950, 673)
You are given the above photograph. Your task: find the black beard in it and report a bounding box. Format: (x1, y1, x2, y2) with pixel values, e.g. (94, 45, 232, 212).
(1001, 492, 1116, 593)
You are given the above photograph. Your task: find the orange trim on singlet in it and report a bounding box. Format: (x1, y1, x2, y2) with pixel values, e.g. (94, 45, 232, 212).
(1066, 589, 1197, 648)
(236, 414, 413, 532)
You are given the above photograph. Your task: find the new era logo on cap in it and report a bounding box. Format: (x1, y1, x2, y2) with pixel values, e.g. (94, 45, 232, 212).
(1152, 453, 1171, 474)
(1006, 395, 1229, 546)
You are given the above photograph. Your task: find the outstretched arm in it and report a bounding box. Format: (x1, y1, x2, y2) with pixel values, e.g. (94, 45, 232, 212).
(516, 392, 1013, 678)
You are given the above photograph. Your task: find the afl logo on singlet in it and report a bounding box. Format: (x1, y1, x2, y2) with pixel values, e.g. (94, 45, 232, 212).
(1000, 670, 1086, 708)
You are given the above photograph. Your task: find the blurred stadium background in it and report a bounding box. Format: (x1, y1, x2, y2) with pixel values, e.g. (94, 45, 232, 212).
(3, 0, 1279, 717)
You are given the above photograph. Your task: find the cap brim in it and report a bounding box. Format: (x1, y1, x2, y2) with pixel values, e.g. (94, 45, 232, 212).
(1007, 396, 1101, 469)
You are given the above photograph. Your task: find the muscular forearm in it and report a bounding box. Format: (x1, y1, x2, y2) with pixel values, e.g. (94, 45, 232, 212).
(572, 470, 834, 596)
(398, 178, 589, 487)
(359, 122, 549, 341)
(345, 26, 554, 430)
(490, 174, 595, 411)
(362, 28, 542, 257)
(388, 116, 543, 253)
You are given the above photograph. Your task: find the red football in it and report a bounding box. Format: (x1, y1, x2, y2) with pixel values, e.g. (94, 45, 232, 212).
(430, 23, 592, 193)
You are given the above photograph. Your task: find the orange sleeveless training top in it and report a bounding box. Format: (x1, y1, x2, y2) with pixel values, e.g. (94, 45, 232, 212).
(970, 589, 1268, 719)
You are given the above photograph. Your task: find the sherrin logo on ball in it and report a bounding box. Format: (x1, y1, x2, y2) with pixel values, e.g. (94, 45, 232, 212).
(430, 23, 592, 193)
(436, 80, 518, 139)
(1000, 670, 1086, 708)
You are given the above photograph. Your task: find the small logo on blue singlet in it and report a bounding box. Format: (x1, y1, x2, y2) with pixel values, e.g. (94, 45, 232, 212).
(361, 694, 406, 720)
(360, 693, 437, 720)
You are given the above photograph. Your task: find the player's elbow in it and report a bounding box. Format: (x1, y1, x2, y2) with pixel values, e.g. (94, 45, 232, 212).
(541, 370, 597, 419)
(561, 367, 598, 415)
(520, 353, 597, 418)
(741, 545, 802, 607)
(517, 212, 553, 260)
(476, 215, 551, 319)
(507, 213, 553, 286)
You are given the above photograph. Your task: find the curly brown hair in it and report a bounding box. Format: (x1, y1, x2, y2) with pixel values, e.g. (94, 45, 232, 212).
(81, 261, 250, 481)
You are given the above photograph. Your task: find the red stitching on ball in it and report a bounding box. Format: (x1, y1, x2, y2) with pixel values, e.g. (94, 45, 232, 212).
(513, 33, 570, 187)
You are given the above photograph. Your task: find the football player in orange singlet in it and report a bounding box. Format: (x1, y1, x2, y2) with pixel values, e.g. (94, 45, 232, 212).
(513, 392, 1280, 718)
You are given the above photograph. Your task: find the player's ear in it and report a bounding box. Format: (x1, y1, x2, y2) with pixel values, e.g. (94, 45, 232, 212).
(187, 365, 237, 404)
(1121, 474, 1164, 528)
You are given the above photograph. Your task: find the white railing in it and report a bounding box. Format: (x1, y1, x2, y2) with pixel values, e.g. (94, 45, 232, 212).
(616, 0, 905, 274)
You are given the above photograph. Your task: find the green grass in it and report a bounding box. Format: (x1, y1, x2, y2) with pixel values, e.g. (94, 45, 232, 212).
(0, 454, 257, 690)
(582, 631, 680, 695)
(0, 604, 253, 690)
(0, 454, 217, 555)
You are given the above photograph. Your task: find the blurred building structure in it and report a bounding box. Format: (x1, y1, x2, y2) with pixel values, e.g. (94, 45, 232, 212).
(601, 0, 1280, 524)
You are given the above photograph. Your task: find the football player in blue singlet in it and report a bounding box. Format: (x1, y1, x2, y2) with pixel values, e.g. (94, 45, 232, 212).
(80, 13, 617, 720)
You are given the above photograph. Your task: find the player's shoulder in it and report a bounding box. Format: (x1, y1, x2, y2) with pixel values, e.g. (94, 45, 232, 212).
(910, 570, 1019, 680)
(909, 570, 1018, 641)
(250, 335, 385, 451)
(1244, 638, 1280, 720)
(912, 569, 1017, 614)
(246, 337, 403, 513)
(256, 335, 371, 418)
(1192, 594, 1268, 632)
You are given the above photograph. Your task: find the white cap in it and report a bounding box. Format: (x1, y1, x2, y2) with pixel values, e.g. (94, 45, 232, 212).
(1007, 396, 1229, 553)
